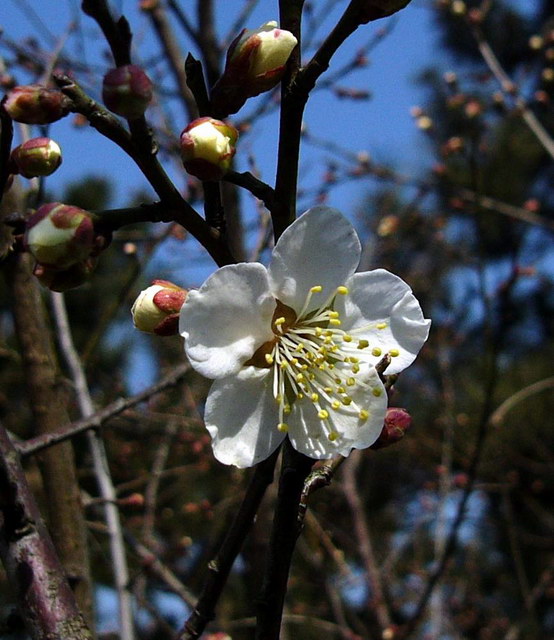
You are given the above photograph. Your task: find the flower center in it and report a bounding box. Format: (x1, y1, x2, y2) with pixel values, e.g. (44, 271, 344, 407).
(251, 284, 384, 443)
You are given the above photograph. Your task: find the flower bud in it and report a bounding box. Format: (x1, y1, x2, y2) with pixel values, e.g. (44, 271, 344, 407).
(211, 21, 297, 115)
(33, 259, 96, 292)
(132, 280, 188, 336)
(180, 117, 238, 180)
(102, 65, 153, 119)
(11, 137, 62, 178)
(3, 84, 70, 124)
(24, 203, 95, 269)
(371, 407, 412, 450)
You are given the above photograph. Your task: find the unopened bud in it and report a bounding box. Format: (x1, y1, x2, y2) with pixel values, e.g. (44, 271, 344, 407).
(180, 117, 238, 180)
(132, 280, 188, 336)
(34, 259, 96, 292)
(11, 137, 62, 178)
(24, 203, 95, 269)
(102, 65, 153, 119)
(3, 84, 70, 124)
(371, 407, 412, 449)
(211, 21, 297, 115)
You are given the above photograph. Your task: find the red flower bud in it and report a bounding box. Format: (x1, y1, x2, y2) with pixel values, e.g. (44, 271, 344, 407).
(102, 65, 153, 119)
(3, 84, 70, 124)
(371, 407, 412, 449)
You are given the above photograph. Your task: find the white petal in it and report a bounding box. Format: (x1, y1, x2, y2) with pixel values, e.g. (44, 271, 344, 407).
(287, 366, 387, 458)
(268, 206, 361, 314)
(180, 263, 276, 379)
(204, 367, 285, 468)
(339, 269, 431, 375)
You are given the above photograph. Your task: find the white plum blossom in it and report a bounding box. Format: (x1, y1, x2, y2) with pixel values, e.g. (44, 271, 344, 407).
(180, 207, 430, 468)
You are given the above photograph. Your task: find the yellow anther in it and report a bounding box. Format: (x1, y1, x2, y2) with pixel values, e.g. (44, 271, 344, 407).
(296, 373, 305, 382)
(277, 423, 289, 432)
(328, 363, 335, 369)
(342, 334, 353, 342)
(389, 348, 400, 357)
(315, 327, 323, 336)
(265, 353, 274, 364)
(359, 409, 369, 421)
(310, 393, 319, 402)
(330, 319, 341, 326)
(337, 286, 349, 295)
(330, 345, 339, 353)
(377, 322, 387, 330)
(311, 285, 323, 293)
(371, 347, 382, 357)
(350, 356, 359, 363)
(284, 404, 291, 414)
(275, 317, 286, 326)
(324, 386, 333, 393)
(352, 364, 360, 374)
(325, 330, 333, 336)
(328, 431, 339, 441)
(346, 377, 356, 386)
(337, 386, 346, 394)
(280, 361, 288, 369)
(358, 340, 369, 349)
(329, 311, 339, 319)
(372, 388, 383, 397)
(276, 394, 283, 403)
(297, 392, 304, 400)
(318, 409, 329, 419)
(342, 396, 352, 406)
(309, 373, 315, 380)
(324, 336, 333, 344)
(331, 400, 341, 410)
(290, 358, 299, 366)
(295, 343, 304, 351)
(301, 363, 308, 370)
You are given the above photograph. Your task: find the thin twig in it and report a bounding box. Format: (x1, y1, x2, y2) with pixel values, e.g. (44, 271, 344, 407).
(50, 292, 135, 640)
(17, 363, 192, 458)
(178, 448, 280, 640)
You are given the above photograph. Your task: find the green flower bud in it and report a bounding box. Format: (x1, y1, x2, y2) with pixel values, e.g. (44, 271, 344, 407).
(102, 65, 153, 119)
(11, 137, 62, 178)
(180, 117, 238, 181)
(132, 280, 188, 336)
(3, 84, 70, 124)
(24, 203, 95, 269)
